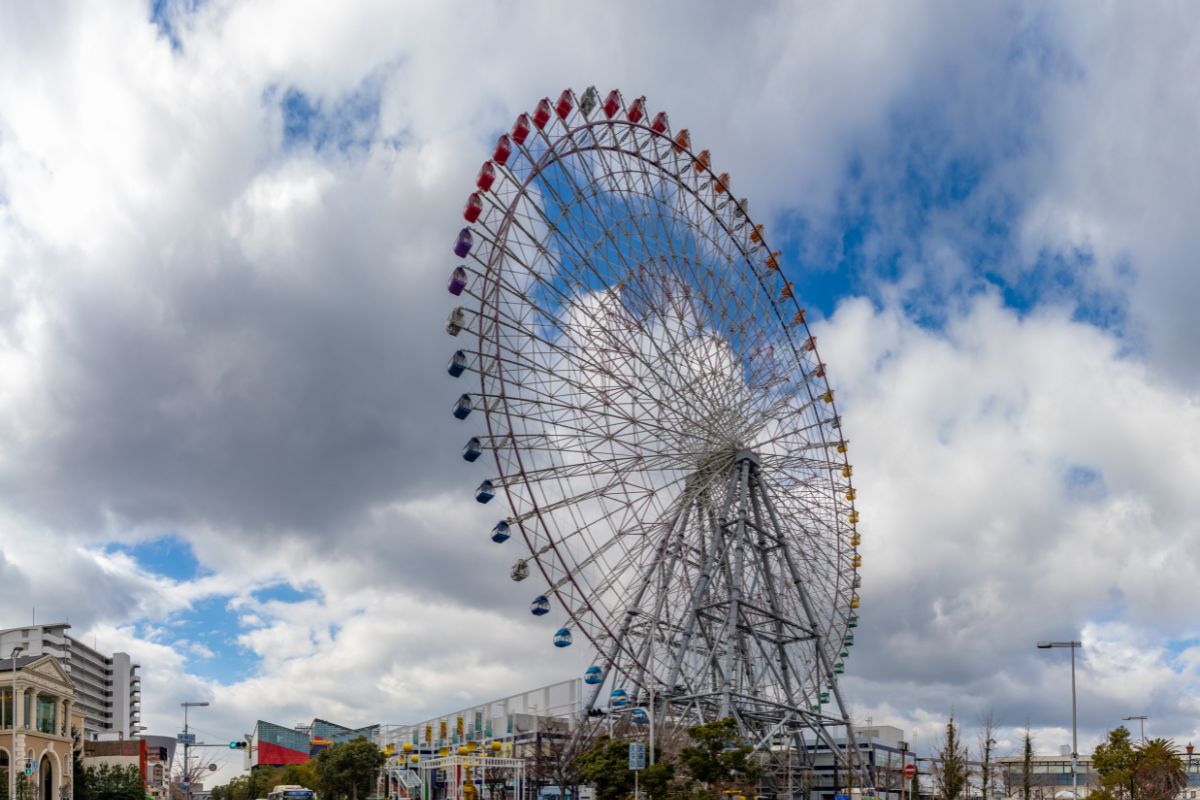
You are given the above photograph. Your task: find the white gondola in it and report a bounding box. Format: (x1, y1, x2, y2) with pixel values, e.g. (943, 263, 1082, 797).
(446, 307, 465, 336)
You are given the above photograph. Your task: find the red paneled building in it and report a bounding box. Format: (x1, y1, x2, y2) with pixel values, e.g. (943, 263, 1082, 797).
(247, 719, 379, 769)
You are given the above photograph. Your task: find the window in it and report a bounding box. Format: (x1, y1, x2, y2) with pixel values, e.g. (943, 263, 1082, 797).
(37, 694, 57, 734)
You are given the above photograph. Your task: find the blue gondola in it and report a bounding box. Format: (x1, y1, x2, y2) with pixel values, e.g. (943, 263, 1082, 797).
(491, 520, 510, 543)
(453, 228, 473, 258)
(553, 628, 572, 648)
(583, 666, 603, 685)
(530, 595, 550, 616)
(631, 709, 649, 725)
(447, 350, 467, 377)
(462, 437, 482, 462)
(610, 688, 628, 708)
(453, 394, 472, 420)
(475, 480, 495, 504)
(448, 266, 468, 296)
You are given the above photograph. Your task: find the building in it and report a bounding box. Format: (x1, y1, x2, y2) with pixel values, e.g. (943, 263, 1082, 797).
(374, 679, 582, 760)
(1, 654, 85, 800)
(0, 623, 142, 740)
(141, 734, 177, 800)
(247, 719, 380, 769)
(996, 753, 1099, 799)
(800, 725, 913, 800)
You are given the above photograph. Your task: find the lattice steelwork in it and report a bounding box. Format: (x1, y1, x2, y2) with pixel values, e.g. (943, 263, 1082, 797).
(443, 87, 865, 790)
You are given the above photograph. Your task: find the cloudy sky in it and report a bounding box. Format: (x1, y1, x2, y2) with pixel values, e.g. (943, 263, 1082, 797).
(3, 0, 1200, 781)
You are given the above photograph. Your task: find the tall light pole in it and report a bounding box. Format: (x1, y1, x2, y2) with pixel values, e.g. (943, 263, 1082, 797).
(181, 701, 209, 800)
(1122, 716, 1147, 743)
(9, 646, 24, 800)
(1037, 642, 1082, 800)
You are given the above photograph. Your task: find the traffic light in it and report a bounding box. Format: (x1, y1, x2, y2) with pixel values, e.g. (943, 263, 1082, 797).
(229, 741, 248, 749)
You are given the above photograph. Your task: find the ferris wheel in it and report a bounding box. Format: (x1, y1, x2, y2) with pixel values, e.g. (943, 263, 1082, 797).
(443, 88, 862, 768)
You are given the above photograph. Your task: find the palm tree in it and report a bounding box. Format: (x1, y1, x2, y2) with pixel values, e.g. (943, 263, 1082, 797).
(1132, 738, 1187, 800)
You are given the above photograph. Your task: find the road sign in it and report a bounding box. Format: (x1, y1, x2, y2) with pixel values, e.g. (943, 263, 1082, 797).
(208, 764, 218, 772)
(903, 764, 917, 779)
(628, 742, 646, 771)
(177, 733, 196, 745)
(835, 795, 850, 800)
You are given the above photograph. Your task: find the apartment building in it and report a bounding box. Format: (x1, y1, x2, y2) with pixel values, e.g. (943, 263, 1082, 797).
(0, 623, 141, 740)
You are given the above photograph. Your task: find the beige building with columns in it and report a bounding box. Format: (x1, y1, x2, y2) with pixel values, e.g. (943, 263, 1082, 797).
(2, 655, 83, 800)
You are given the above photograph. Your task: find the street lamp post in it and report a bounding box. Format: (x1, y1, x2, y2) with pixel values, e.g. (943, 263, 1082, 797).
(181, 701, 210, 800)
(1037, 642, 1082, 800)
(1122, 716, 1147, 743)
(9, 646, 25, 800)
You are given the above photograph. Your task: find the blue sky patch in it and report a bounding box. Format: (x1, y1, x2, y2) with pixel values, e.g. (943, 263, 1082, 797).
(148, 0, 204, 51)
(1064, 464, 1107, 502)
(253, 582, 322, 605)
(110, 534, 210, 582)
(153, 595, 259, 683)
(270, 79, 383, 153)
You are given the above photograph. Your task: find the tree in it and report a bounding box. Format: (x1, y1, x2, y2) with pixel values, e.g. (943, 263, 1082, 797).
(82, 763, 145, 800)
(934, 717, 969, 800)
(576, 738, 634, 800)
(1094, 726, 1137, 800)
(1022, 727, 1033, 800)
(978, 712, 998, 800)
(678, 718, 759, 797)
(314, 737, 385, 800)
(1131, 739, 1187, 800)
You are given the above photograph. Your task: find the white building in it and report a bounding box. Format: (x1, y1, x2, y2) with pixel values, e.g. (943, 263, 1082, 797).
(0, 623, 142, 740)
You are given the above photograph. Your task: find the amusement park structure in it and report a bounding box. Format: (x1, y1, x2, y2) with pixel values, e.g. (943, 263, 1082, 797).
(441, 87, 865, 796)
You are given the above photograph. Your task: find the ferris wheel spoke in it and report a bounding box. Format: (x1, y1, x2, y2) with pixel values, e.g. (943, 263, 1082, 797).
(516, 136, 768, 431)
(472, 179, 761, 441)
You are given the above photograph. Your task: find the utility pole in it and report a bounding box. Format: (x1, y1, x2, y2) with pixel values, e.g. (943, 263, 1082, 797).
(181, 701, 210, 800)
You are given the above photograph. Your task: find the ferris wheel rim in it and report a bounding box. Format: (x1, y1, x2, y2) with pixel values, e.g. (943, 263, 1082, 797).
(445, 87, 860, 695)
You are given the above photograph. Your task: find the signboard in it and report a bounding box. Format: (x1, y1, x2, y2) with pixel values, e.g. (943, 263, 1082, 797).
(903, 764, 917, 779)
(835, 794, 850, 800)
(628, 743, 645, 771)
(177, 733, 196, 745)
